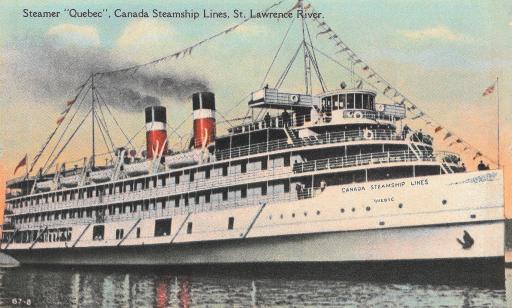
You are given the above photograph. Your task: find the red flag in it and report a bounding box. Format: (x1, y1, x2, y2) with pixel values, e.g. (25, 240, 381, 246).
(482, 83, 495, 96)
(56, 116, 65, 125)
(13, 154, 27, 175)
(434, 126, 443, 133)
(66, 98, 76, 106)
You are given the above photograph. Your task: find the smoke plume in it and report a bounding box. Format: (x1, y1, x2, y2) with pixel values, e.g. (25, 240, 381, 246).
(2, 37, 209, 112)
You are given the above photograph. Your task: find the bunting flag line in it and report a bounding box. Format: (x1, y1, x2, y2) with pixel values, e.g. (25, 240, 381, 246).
(96, 0, 285, 77)
(482, 82, 496, 96)
(13, 154, 27, 175)
(316, 27, 332, 37)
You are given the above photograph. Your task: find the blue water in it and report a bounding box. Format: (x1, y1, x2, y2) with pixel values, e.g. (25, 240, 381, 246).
(0, 265, 507, 307)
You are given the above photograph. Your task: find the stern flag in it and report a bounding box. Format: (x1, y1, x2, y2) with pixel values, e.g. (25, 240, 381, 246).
(482, 82, 496, 96)
(14, 154, 27, 175)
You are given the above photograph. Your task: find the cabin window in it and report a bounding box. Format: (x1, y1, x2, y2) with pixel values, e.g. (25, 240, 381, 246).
(241, 163, 247, 173)
(228, 217, 234, 230)
(187, 222, 193, 234)
(339, 94, 346, 109)
(284, 182, 290, 193)
(155, 218, 172, 237)
(175, 175, 180, 184)
(333, 95, 339, 110)
(355, 93, 363, 109)
(161, 200, 166, 210)
(222, 190, 228, 201)
(347, 93, 354, 109)
(363, 94, 369, 109)
(136, 227, 141, 238)
(195, 195, 200, 205)
(175, 198, 180, 208)
(241, 188, 247, 199)
(262, 185, 267, 196)
(184, 197, 189, 206)
(284, 156, 290, 167)
(205, 193, 210, 203)
(205, 169, 210, 179)
(115, 229, 125, 240)
(222, 166, 228, 176)
(189, 171, 195, 182)
(92, 225, 104, 240)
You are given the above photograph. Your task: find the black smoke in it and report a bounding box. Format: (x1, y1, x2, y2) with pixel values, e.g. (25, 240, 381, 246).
(2, 37, 209, 112)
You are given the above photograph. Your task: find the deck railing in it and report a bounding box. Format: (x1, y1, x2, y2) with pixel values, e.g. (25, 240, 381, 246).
(215, 129, 403, 161)
(293, 150, 439, 174)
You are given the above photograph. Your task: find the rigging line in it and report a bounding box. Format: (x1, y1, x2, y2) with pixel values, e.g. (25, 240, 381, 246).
(44, 107, 93, 174)
(92, 101, 115, 155)
(224, 93, 251, 118)
(304, 20, 327, 92)
(309, 43, 498, 166)
(215, 109, 235, 129)
(275, 41, 304, 89)
(95, 0, 285, 77)
(41, 83, 92, 172)
(260, 17, 296, 88)
(29, 77, 92, 173)
(122, 124, 146, 149)
(94, 86, 135, 149)
(93, 90, 116, 150)
(94, 112, 114, 160)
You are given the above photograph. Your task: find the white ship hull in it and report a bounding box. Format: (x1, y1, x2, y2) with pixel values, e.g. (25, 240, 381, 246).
(4, 170, 505, 270)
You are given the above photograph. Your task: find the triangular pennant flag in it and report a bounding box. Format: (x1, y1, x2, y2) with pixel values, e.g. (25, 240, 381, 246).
(383, 86, 392, 94)
(304, 3, 312, 10)
(443, 132, 452, 140)
(434, 126, 443, 133)
(66, 99, 76, 106)
(482, 82, 496, 96)
(362, 66, 369, 71)
(368, 73, 376, 79)
(56, 116, 65, 125)
(473, 151, 482, 160)
(14, 154, 27, 175)
(316, 27, 332, 37)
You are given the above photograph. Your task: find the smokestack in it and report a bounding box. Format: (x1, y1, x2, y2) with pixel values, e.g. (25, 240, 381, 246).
(145, 105, 168, 159)
(192, 92, 216, 148)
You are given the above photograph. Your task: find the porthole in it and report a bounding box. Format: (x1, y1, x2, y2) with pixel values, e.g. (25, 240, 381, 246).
(292, 213, 295, 218)
(316, 210, 320, 215)
(280, 214, 283, 219)
(340, 208, 345, 213)
(269, 215, 272, 220)
(366, 206, 371, 211)
(304, 211, 308, 216)
(398, 203, 403, 209)
(352, 208, 356, 212)
(442, 199, 447, 205)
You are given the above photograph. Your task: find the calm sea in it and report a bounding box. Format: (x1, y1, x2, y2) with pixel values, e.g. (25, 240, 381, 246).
(0, 265, 508, 307)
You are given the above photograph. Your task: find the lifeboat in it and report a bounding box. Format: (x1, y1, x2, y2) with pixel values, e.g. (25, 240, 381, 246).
(123, 160, 151, 176)
(166, 150, 201, 168)
(60, 174, 81, 187)
(90, 168, 113, 183)
(36, 180, 54, 192)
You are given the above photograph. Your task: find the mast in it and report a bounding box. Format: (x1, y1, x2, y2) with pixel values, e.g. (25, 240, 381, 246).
(496, 76, 500, 167)
(299, 0, 312, 95)
(91, 73, 96, 167)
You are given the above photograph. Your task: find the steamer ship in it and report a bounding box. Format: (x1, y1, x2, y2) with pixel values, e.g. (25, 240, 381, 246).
(1, 1, 504, 277)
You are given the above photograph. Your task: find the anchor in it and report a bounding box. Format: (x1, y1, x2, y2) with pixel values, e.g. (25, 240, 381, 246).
(456, 230, 474, 249)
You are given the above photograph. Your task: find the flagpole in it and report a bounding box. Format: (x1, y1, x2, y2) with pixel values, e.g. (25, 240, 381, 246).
(497, 76, 500, 167)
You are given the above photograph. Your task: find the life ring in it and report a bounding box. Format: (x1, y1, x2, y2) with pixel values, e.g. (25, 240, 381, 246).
(377, 104, 385, 112)
(354, 111, 363, 119)
(290, 94, 300, 103)
(363, 129, 374, 140)
(346, 111, 354, 118)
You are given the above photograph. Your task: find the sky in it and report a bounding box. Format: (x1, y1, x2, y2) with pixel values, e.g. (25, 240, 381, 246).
(0, 0, 511, 217)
